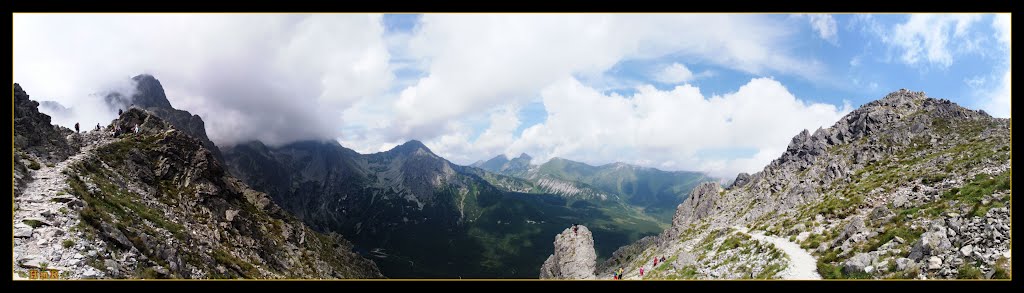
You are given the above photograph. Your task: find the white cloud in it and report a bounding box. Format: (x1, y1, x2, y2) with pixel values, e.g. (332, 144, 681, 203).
(978, 69, 1011, 118)
(390, 14, 828, 140)
(796, 14, 839, 45)
(498, 77, 851, 179)
(652, 63, 715, 84)
(970, 14, 1011, 118)
(14, 14, 394, 147)
(655, 63, 693, 84)
(882, 14, 984, 67)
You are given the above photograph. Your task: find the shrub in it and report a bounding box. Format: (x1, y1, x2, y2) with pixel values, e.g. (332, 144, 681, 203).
(957, 263, 983, 279)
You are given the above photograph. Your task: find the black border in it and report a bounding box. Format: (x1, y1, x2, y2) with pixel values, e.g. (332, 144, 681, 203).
(7, 0, 1020, 291)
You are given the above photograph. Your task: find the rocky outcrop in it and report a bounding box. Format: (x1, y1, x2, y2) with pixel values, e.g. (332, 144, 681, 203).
(105, 74, 224, 163)
(540, 225, 597, 279)
(664, 182, 720, 240)
(13, 83, 76, 163)
(730, 173, 751, 189)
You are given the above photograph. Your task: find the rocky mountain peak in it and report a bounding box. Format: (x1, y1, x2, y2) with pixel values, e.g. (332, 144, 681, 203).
(103, 74, 223, 164)
(516, 153, 532, 160)
(390, 140, 434, 155)
(129, 74, 173, 109)
(539, 225, 598, 279)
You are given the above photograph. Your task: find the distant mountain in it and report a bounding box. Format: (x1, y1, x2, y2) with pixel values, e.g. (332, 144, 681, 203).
(224, 139, 665, 278)
(474, 155, 714, 222)
(472, 153, 534, 178)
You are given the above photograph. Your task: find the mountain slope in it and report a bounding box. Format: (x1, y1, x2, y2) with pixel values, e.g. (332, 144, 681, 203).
(475, 154, 713, 222)
(13, 84, 381, 279)
(542, 89, 1011, 280)
(224, 139, 665, 278)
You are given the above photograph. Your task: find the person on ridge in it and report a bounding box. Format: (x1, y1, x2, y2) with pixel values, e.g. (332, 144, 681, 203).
(653, 257, 658, 267)
(74, 122, 79, 134)
(639, 267, 644, 277)
(118, 109, 123, 116)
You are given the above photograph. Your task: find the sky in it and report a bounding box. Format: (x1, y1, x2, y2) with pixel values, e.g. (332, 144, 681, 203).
(13, 13, 1011, 179)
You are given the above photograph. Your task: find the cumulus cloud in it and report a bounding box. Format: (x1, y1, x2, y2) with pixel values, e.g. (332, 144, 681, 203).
(882, 14, 984, 67)
(653, 63, 713, 84)
(14, 14, 393, 147)
(498, 77, 851, 179)
(390, 14, 827, 141)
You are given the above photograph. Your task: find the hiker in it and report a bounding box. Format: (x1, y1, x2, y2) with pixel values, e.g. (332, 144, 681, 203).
(134, 124, 140, 134)
(660, 256, 666, 263)
(75, 122, 79, 133)
(639, 267, 644, 277)
(618, 267, 624, 278)
(612, 271, 617, 280)
(95, 123, 101, 131)
(653, 257, 658, 267)
(573, 224, 579, 236)
(118, 109, 123, 116)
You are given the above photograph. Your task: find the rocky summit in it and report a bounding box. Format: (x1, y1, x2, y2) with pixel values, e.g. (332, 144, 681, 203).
(105, 74, 224, 163)
(13, 84, 381, 279)
(540, 89, 1011, 280)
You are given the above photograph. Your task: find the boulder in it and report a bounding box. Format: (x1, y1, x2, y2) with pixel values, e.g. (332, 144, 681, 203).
(909, 222, 952, 260)
(843, 253, 873, 275)
(927, 256, 942, 270)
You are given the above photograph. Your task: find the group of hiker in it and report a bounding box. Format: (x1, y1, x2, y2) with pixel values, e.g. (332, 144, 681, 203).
(571, 224, 580, 236)
(71, 106, 142, 138)
(610, 255, 668, 280)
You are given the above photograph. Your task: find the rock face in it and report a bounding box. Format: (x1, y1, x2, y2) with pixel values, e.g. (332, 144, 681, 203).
(541, 89, 1011, 280)
(105, 74, 224, 163)
(730, 173, 752, 189)
(13, 86, 381, 279)
(664, 182, 720, 240)
(13, 83, 76, 163)
(540, 225, 597, 279)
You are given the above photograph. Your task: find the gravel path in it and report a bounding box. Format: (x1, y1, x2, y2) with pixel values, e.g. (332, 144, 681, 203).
(13, 131, 113, 279)
(735, 226, 822, 280)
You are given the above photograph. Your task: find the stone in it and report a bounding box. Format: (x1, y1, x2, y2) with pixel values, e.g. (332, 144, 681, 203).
(225, 209, 239, 222)
(837, 216, 866, 243)
(81, 267, 102, 279)
(895, 258, 914, 271)
(909, 224, 952, 260)
(14, 224, 33, 238)
(843, 253, 873, 274)
(960, 245, 974, 257)
(17, 255, 44, 268)
(796, 232, 811, 243)
(927, 256, 942, 270)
